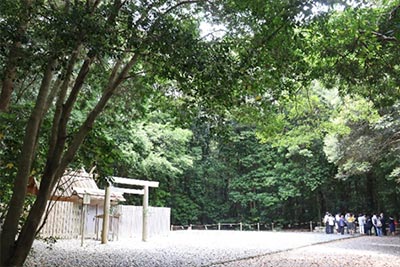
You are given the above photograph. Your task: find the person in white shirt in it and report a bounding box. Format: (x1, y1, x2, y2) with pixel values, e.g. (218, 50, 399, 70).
(335, 213, 341, 234)
(372, 214, 378, 236)
(323, 212, 330, 234)
(357, 214, 366, 234)
(328, 214, 335, 234)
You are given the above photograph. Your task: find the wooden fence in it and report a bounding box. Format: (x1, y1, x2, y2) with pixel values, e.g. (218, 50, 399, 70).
(171, 221, 322, 232)
(38, 202, 170, 240)
(39, 201, 81, 239)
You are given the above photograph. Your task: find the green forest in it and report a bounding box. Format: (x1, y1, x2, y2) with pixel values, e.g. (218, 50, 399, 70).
(1, 0, 400, 266)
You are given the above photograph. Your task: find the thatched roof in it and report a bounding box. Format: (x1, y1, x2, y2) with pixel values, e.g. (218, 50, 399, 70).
(28, 168, 125, 204)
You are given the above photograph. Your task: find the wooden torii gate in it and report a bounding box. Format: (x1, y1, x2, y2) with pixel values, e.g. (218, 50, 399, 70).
(101, 177, 159, 243)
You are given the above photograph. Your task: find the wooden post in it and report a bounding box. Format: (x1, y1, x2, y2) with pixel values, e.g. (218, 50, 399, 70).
(80, 203, 85, 247)
(218, 223, 221, 230)
(107, 176, 159, 242)
(101, 184, 111, 244)
(310, 221, 313, 232)
(239, 222, 242, 231)
(271, 222, 274, 231)
(257, 223, 260, 231)
(95, 204, 99, 240)
(142, 185, 149, 241)
(81, 193, 90, 246)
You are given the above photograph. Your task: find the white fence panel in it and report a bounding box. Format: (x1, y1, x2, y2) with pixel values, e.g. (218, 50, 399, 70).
(38, 203, 170, 240)
(117, 205, 170, 239)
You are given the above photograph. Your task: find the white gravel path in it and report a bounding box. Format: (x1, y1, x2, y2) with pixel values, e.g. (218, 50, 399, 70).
(24, 231, 381, 267)
(214, 235, 400, 267)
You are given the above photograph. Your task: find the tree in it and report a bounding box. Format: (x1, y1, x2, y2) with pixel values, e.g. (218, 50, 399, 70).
(223, 125, 336, 225)
(2, 1, 378, 265)
(0, 1, 244, 265)
(302, 1, 400, 212)
(304, 1, 400, 107)
(323, 96, 400, 211)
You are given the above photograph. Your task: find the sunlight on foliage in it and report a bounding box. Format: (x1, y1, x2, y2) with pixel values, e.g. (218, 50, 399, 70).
(389, 167, 400, 183)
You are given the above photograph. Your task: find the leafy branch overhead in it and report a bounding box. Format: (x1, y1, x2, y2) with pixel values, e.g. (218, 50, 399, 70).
(1, 1, 400, 267)
(0, 1, 250, 265)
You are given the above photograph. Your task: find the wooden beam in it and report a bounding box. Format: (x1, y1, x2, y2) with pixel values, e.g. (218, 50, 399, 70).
(111, 187, 144, 195)
(108, 176, 160, 242)
(110, 176, 159, 188)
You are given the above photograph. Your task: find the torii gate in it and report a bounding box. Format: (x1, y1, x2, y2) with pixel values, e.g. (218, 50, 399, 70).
(101, 177, 159, 243)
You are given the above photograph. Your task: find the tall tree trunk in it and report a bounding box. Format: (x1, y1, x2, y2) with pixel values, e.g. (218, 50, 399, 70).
(7, 166, 59, 266)
(366, 171, 377, 211)
(318, 190, 326, 216)
(0, 58, 57, 266)
(5, 56, 94, 267)
(2, 55, 139, 267)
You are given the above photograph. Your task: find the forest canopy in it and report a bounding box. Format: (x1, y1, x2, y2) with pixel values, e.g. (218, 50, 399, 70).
(1, 0, 400, 266)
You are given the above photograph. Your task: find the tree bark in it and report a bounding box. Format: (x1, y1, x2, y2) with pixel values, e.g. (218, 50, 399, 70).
(0, 57, 57, 267)
(8, 167, 58, 266)
(366, 171, 377, 211)
(3, 54, 139, 267)
(0, 43, 20, 111)
(5, 55, 93, 267)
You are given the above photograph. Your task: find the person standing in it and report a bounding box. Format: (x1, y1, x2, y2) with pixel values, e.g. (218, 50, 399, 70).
(323, 212, 330, 234)
(376, 215, 383, 237)
(389, 216, 396, 236)
(372, 214, 378, 236)
(345, 213, 350, 234)
(358, 213, 366, 234)
(347, 213, 356, 235)
(335, 213, 341, 234)
(365, 215, 373, 235)
(328, 213, 335, 234)
(339, 214, 346, 235)
(380, 213, 387, 236)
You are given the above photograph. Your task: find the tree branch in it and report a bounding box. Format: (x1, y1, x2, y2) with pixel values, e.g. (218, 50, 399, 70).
(48, 46, 83, 158)
(57, 54, 140, 179)
(371, 31, 397, 42)
(164, 0, 207, 15)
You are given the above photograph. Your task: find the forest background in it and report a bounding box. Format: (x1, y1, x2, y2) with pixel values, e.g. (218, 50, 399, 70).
(0, 0, 400, 266)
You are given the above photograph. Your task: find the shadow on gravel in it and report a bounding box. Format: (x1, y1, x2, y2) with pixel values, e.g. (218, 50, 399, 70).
(202, 232, 362, 267)
(207, 235, 400, 267)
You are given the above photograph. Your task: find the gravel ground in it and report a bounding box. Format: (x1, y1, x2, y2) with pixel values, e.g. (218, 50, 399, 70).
(24, 231, 399, 267)
(212, 235, 400, 267)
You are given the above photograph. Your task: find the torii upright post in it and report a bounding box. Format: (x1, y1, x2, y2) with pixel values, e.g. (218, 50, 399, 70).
(142, 185, 149, 241)
(101, 183, 111, 244)
(108, 177, 159, 242)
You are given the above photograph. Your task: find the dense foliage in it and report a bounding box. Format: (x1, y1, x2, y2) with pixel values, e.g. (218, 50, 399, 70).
(1, 1, 400, 266)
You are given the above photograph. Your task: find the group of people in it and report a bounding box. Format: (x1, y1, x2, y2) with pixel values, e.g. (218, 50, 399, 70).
(323, 212, 397, 236)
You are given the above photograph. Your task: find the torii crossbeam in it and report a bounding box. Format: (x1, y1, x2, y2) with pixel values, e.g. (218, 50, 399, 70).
(101, 177, 159, 243)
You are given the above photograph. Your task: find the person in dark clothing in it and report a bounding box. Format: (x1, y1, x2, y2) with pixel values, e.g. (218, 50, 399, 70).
(389, 216, 396, 236)
(380, 213, 387, 236)
(339, 215, 346, 235)
(365, 216, 373, 235)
